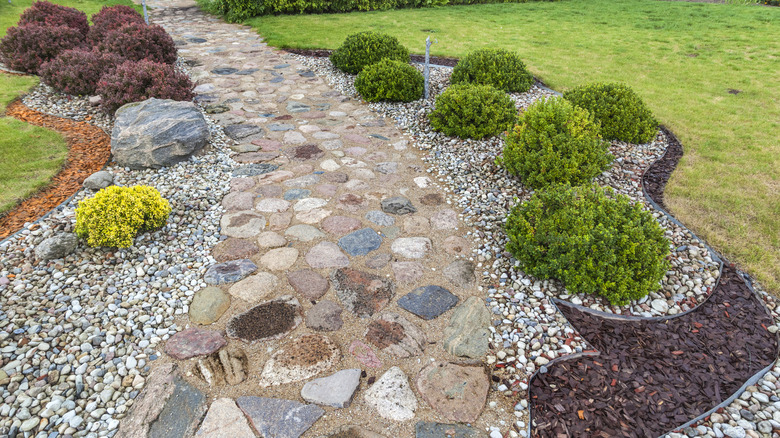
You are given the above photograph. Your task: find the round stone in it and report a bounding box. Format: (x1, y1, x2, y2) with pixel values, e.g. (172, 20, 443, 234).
(189, 287, 231, 325)
(260, 247, 299, 271)
(306, 300, 344, 332)
(228, 272, 279, 303)
(287, 269, 330, 300)
(165, 328, 227, 360)
(306, 242, 349, 269)
(322, 216, 363, 236)
(212, 238, 260, 262)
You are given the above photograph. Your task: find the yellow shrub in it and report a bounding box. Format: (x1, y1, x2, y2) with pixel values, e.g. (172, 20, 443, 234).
(75, 185, 171, 248)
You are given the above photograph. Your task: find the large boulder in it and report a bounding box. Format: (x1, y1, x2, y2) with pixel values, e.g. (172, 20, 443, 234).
(111, 98, 209, 169)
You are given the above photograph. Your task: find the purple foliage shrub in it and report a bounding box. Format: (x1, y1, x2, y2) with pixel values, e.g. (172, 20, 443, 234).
(40, 49, 124, 95)
(96, 22, 177, 64)
(0, 24, 85, 74)
(87, 5, 146, 45)
(96, 59, 194, 113)
(18, 1, 90, 36)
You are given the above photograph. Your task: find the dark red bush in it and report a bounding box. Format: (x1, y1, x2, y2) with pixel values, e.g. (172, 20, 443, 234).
(0, 24, 85, 74)
(18, 1, 90, 37)
(96, 59, 194, 113)
(96, 22, 177, 64)
(40, 49, 123, 96)
(87, 5, 146, 45)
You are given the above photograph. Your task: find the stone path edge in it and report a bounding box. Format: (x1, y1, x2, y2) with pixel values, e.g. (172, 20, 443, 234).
(0, 99, 113, 244)
(524, 122, 780, 438)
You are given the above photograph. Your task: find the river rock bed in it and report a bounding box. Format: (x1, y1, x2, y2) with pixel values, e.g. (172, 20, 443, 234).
(0, 102, 233, 437)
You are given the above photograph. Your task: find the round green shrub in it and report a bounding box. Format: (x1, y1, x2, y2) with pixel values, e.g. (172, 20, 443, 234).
(563, 82, 658, 144)
(429, 83, 517, 139)
(451, 48, 534, 93)
(354, 59, 424, 102)
(330, 31, 409, 75)
(500, 97, 613, 189)
(75, 185, 171, 248)
(505, 184, 670, 305)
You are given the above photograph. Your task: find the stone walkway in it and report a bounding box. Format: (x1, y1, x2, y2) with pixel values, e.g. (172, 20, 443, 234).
(118, 3, 506, 437)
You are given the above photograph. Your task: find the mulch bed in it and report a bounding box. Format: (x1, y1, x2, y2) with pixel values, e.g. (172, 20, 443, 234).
(529, 265, 778, 437)
(0, 100, 111, 240)
(284, 48, 460, 67)
(643, 126, 684, 209)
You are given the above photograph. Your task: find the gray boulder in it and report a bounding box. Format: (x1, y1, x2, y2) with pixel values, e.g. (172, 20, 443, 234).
(82, 171, 113, 190)
(35, 233, 78, 261)
(111, 98, 209, 169)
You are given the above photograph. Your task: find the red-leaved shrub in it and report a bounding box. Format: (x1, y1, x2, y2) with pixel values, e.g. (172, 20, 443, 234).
(18, 1, 90, 37)
(0, 24, 85, 74)
(96, 60, 194, 113)
(87, 5, 146, 45)
(96, 23, 177, 64)
(40, 49, 123, 96)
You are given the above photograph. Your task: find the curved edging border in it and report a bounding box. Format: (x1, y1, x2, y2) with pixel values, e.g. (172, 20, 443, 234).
(0, 99, 112, 246)
(524, 124, 780, 438)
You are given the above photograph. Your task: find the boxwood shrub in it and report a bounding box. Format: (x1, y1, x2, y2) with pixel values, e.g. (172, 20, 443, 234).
(0, 24, 85, 74)
(564, 82, 658, 144)
(18, 1, 90, 37)
(97, 22, 177, 65)
(40, 49, 123, 96)
(451, 48, 534, 93)
(96, 60, 194, 113)
(429, 83, 517, 139)
(75, 185, 171, 248)
(500, 97, 613, 189)
(330, 31, 409, 74)
(505, 184, 670, 305)
(355, 59, 424, 102)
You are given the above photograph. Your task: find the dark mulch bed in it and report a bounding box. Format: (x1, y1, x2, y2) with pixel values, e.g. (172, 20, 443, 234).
(284, 48, 460, 67)
(529, 264, 778, 437)
(0, 100, 111, 240)
(643, 126, 684, 209)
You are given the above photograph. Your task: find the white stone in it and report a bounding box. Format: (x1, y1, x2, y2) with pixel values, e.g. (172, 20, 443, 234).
(301, 369, 361, 408)
(363, 366, 417, 421)
(391, 238, 432, 259)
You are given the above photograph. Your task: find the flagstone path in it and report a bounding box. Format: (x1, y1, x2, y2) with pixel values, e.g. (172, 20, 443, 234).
(117, 2, 507, 437)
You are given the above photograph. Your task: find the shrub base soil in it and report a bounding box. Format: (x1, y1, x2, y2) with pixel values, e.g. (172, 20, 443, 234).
(0, 100, 111, 240)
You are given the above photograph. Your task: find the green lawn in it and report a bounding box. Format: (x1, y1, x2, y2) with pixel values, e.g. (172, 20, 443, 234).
(243, 0, 780, 293)
(0, 0, 138, 215)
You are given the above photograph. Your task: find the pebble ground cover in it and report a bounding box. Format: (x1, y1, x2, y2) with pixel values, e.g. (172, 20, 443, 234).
(0, 1, 779, 438)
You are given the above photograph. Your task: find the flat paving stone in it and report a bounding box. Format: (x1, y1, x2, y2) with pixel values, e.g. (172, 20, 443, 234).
(234, 151, 280, 163)
(285, 224, 325, 241)
(306, 242, 349, 269)
(365, 210, 395, 227)
(283, 188, 311, 200)
(260, 247, 298, 271)
(221, 191, 255, 211)
(391, 237, 432, 259)
(415, 422, 486, 438)
(332, 268, 394, 318)
(322, 216, 362, 236)
(228, 272, 279, 303)
(301, 368, 361, 408)
(349, 340, 382, 368)
(338, 228, 382, 256)
(220, 211, 266, 238)
(259, 334, 340, 386)
(398, 285, 459, 320)
(226, 296, 302, 343)
(381, 196, 417, 215)
(212, 67, 238, 75)
(431, 209, 459, 229)
(365, 252, 392, 269)
(306, 300, 343, 331)
(232, 163, 278, 177)
(392, 261, 424, 284)
(211, 238, 259, 262)
(365, 312, 427, 358)
(287, 144, 324, 160)
(256, 198, 291, 213)
(363, 366, 417, 421)
(189, 287, 230, 325)
(444, 259, 476, 287)
(165, 327, 226, 360)
(236, 396, 323, 438)
(224, 124, 264, 140)
(195, 398, 256, 437)
(204, 259, 257, 285)
(442, 296, 491, 359)
(256, 231, 287, 248)
(287, 269, 329, 299)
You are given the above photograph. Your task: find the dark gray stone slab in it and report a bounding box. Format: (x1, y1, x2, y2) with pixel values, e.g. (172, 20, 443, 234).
(338, 228, 382, 256)
(269, 123, 295, 131)
(211, 67, 238, 75)
(284, 189, 311, 201)
(236, 396, 323, 438)
(148, 377, 206, 438)
(224, 124, 264, 140)
(236, 68, 260, 75)
(415, 421, 486, 438)
(232, 163, 279, 177)
(287, 102, 310, 113)
(398, 285, 459, 320)
(204, 259, 257, 285)
(381, 197, 417, 215)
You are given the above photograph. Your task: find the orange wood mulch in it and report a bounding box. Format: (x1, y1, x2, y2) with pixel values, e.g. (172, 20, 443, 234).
(0, 100, 111, 240)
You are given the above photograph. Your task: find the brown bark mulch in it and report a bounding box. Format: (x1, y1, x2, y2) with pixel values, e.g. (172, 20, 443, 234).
(0, 100, 111, 240)
(643, 126, 684, 210)
(529, 265, 778, 437)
